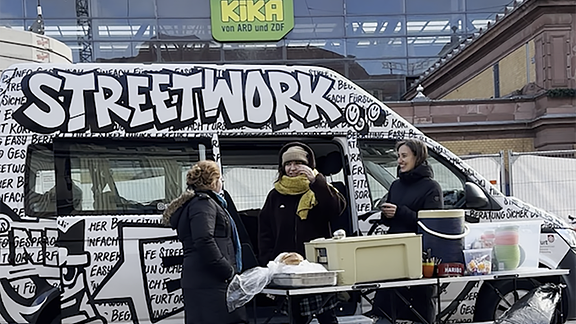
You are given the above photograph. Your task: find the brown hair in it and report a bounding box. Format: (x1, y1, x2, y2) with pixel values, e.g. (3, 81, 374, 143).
(186, 160, 221, 191)
(396, 139, 428, 166)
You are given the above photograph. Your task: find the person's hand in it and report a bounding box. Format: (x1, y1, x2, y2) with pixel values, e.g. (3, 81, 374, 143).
(297, 164, 316, 183)
(380, 203, 397, 218)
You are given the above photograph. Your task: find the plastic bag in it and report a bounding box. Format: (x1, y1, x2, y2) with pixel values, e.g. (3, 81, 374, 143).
(226, 253, 328, 312)
(494, 283, 562, 324)
(226, 263, 278, 312)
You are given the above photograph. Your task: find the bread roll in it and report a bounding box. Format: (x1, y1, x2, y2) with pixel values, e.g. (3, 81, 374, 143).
(280, 252, 304, 265)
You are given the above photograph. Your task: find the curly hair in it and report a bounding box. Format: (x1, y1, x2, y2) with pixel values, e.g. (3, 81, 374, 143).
(186, 160, 221, 191)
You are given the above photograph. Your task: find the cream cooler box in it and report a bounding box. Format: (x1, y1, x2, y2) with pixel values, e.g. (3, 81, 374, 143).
(304, 233, 422, 285)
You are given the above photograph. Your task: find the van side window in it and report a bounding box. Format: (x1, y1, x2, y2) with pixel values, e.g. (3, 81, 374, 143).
(25, 138, 211, 217)
(359, 140, 466, 209)
(219, 138, 350, 252)
(26, 144, 58, 216)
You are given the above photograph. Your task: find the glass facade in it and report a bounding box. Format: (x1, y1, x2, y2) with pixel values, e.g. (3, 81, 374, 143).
(0, 0, 512, 100)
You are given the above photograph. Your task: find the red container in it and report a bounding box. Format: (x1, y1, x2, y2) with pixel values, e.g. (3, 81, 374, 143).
(437, 263, 464, 277)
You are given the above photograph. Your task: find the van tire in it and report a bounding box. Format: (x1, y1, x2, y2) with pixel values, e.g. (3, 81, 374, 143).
(473, 279, 537, 322)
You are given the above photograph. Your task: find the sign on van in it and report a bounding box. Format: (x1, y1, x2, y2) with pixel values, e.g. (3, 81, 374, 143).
(210, 0, 294, 41)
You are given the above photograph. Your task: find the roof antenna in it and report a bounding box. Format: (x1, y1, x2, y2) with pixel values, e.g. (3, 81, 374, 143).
(28, 0, 45, 35)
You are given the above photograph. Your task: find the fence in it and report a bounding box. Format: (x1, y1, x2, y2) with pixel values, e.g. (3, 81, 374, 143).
(460, 150, 576, 222)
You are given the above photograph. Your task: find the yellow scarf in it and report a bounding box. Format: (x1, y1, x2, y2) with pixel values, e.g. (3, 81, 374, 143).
(274, 170, 318, 220)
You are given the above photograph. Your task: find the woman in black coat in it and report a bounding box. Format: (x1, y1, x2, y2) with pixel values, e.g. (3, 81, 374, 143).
(163, 160, 247, 324)
(370, 139, 443, 323)
(258, 142, 346, 324)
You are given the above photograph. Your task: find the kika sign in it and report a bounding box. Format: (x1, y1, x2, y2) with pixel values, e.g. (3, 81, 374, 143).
(210, 0, 294, 41)
(13, 67, 343, 134)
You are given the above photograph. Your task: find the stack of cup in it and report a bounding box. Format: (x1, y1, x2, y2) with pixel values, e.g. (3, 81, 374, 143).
(493, 225, 521, 271)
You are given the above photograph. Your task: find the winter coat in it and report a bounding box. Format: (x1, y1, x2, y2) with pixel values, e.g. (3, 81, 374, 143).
(383, 163, 443, 234)
(166, 189, 247, 324)
(258, 142, 346, 265)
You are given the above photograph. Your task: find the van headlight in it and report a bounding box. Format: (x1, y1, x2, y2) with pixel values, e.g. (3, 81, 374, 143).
(556, 229, 576, 248)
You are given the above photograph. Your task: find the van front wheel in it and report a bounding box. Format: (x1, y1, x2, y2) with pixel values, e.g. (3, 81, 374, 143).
(473, 279, 536, 322)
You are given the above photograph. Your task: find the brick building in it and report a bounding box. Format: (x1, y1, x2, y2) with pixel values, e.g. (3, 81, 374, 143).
(397, 0, 575, 153)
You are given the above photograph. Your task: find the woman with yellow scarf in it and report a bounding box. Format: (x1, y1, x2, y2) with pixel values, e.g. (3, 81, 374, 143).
(258, 142, 346, 324)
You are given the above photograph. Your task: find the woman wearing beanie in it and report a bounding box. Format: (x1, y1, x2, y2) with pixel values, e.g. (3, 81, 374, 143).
(258, 142, 346, 324)
(162, 160, 247, 324)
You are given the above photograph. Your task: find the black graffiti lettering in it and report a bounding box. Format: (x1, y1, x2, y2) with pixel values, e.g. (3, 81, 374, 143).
(23, 281, 36, 294)
(328, 94, 346, 104)
(92, 251, 120, 262)
(16, 176, 23, 188)
(459, 304, 475, 315)
(388, 129, 405, 139)
(144, 249, 157, 260)
(0, 178, 13, 189)
(37, 250, 58, 262)
(0, 163, 24, 173)
(14, 235, 44, 248)
(148, 279, 165, 290)
(146, 264, 158, 274)
(12, 67, 347, 133)
(7, 147, 25, 159)
(111, 216, 161, 229)
(90, 264, 113, 276)
(158, 264, 182, 274)
(87, 236, 118, 247)
(88, 220, 108, 231)
(0, 219, 8, 234)
(153, 309, 170, 318)
(349, 153, 360, 162)
(111, 309, 131, 322)
(159, 246, 182, 258)
(0, 95, 26, 106)
(9, 124, 30, 135)
(353, 178, 368, 188)
(2, 135, 26, 146)
(354, 189, 370, 200)
(356, 203, 371, 213)
(351, 164, 363, 175)
(150, 293, 178, 304)
(0, 191, 24, 203)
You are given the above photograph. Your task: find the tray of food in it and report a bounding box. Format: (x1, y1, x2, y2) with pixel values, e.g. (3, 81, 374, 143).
(270, 271, 339, 288)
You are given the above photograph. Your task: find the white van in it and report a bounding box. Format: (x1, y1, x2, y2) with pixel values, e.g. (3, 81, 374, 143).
(0, 63, 574, 324)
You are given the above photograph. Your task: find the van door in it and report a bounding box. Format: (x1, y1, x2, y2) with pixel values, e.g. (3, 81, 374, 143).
(26, 137, 212, 324)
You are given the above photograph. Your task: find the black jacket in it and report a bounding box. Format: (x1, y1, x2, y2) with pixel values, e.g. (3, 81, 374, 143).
(258, 142, 346, 265)
(383, 163, 443, 234)
(167, 190, 246, 324)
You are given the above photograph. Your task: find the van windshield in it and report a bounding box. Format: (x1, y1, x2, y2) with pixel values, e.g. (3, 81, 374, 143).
(359, 140, 466, 209)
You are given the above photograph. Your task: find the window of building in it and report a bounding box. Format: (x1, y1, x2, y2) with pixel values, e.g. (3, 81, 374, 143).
(93, 19, 157, 41)
(26, 138, 211, 217)
(466, 0, 510, 13)
(345, 0, 403, 15)
(294, 0, 344, 17)
(346, 37, 407, 60)
(406, 0, 464, 14)
(91, 0, 155, 18)
(223, 41, 284, 61)
(25, 0, 76, 18)
(345, 16, 405, 37)
(287, 17, 345, 39)
(156, 0, 210, 18)
(286, 39, 345, 60)
(0, 0, 23, 19)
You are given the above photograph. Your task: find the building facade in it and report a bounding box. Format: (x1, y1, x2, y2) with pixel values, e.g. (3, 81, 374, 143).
(0, 0, 513, 101)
